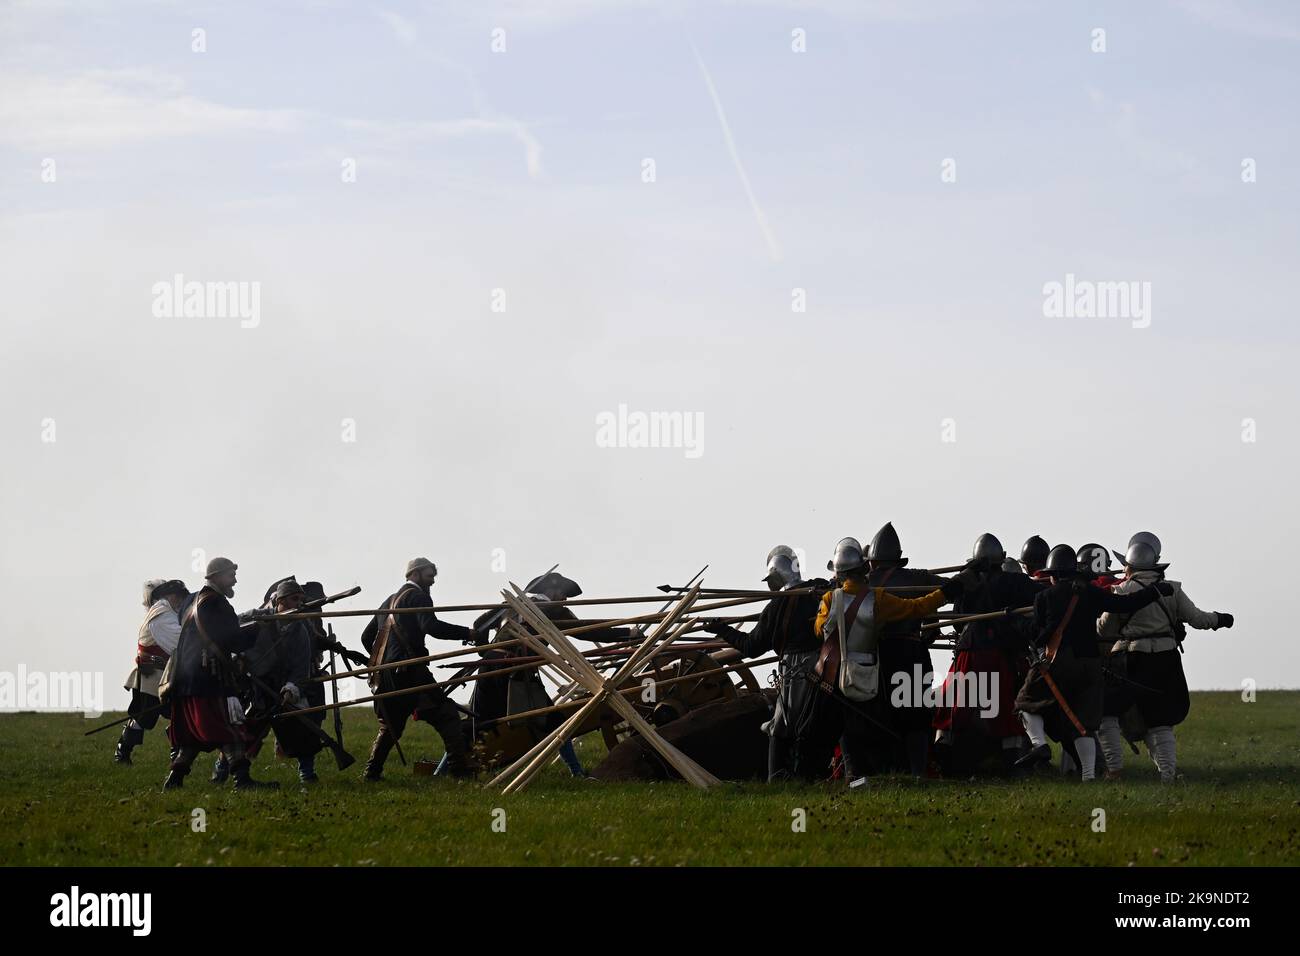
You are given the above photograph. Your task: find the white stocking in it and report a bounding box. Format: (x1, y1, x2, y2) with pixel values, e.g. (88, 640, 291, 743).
(1075, 737, 1097, 781)
(1020, 712, 1048, 748)
(1097, 716, 1125, 772)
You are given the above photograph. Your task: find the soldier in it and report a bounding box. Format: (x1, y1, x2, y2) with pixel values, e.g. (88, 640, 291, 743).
(115, 579, 187, 765)
(704, 546, 832, 781)
(464, 571, 605, 778)
(360, 557, 479, 781)
(1097, 540, 1234, 782)
(809, 537, 972, 784)
(865, 523, 949, 777)
(932, 533, 1043, 774)
(163, 557, 278, 790)
(243, 579, 327, 783)
(1020, 535, 1051, 577)
(1014, 545, 1172, 781)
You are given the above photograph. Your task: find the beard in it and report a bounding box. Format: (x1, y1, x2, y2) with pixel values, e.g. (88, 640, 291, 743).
(218, 582, 235, 598)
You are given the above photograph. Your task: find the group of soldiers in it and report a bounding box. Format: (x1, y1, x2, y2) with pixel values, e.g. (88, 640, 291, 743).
(116, 525, 1233, 791)
(709, 524, 1234, 785)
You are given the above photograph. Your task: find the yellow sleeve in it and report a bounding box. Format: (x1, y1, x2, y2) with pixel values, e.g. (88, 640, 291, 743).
(813, 591, 832, 639)
(875, 586, 948, 624)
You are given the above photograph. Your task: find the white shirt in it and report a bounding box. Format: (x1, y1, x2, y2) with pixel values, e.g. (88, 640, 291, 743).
(144, 599, 182, 654)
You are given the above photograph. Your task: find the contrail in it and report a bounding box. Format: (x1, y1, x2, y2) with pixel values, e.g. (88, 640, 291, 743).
(690, 41, 782, 262)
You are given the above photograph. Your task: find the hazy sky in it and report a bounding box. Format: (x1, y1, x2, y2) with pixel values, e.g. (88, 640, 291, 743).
(2, 0, 1297, 711)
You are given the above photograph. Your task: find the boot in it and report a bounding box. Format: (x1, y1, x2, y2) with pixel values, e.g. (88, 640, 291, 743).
(115, 725, 144, 765)
(210, 754, 230, 784)
(1015, 743, 1052, 769)
(298, 755, 318, 784)
(162, 765, 189, 791)
(230, 759, 279, 791)
(363, 733, 395, 781)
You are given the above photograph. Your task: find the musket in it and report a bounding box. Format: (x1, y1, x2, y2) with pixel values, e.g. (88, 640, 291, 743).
(327, 623, 343, 750)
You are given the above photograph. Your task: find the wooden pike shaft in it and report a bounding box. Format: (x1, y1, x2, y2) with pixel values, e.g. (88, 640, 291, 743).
(271, 592, 728, 622)
(478, 654, 779, 730)
(304, 598, 766, 685)
(920, 606, 1032, 631)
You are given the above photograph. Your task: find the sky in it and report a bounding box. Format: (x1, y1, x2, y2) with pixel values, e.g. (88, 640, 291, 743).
(1, 0, 1298, 713)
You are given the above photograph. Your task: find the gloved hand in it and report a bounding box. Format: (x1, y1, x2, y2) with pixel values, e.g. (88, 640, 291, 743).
(343, 649, 369, 667)
(1215, 612, 1234, 629)
(700, 619, 727, 635)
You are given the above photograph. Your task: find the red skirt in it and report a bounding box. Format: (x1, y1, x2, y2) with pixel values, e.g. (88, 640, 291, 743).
(168, 695, 249, 752)
(931, 648, 1024, 737)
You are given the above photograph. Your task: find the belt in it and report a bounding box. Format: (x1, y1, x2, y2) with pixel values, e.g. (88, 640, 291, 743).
(1111, 635, 1178, 654)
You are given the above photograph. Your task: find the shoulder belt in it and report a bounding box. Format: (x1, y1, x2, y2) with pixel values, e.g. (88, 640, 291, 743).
(1044, 591, 1080, 663)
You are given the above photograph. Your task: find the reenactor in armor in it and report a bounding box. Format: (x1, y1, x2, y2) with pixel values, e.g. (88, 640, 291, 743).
(1097, 536, 1233, 782)
(706, 546, 831, 781)
(1015, 545, 1172, 781)
(359, 558, 479, 780)
(864, 523, 949, 777)
(807, 537, 972, 784)
(932, 533, 1042, 774)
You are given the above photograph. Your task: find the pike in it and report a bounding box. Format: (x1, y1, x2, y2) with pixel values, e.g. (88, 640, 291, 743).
(82, 585, 362, 738)
(304, 597, 779, 686)
(271, 591, 721, 621)
(439, 564, 559, 696)
(920, 606, 1033, 630)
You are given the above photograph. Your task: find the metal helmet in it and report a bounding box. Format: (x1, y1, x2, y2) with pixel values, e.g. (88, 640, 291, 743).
(1123, 541, 1168, 572)
(1001, 557, 1024, 574)
(763, 545, 802, 589)
(829, 537, 867, 574)
(970, 533, 1006, 564)
(1128, 531, 1162, 558)
(205, 556, 237, 579)
(1044, 544, 1078, 577)
(1077, 543, 1111, 576)
(868, 522, 907, 566)
(1020, 535, 1050, 570)
(526, 571, 583, 601)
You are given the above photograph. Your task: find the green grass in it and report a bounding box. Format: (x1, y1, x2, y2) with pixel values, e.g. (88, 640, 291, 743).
(2, 692, 1297, 866)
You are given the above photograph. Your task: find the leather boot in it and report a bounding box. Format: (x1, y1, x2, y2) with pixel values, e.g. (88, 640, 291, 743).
(114, 726, 143, 765)
(162, 765, 189, 791)
(230, 759, 279, 791)
(363, 733, 395, 781)
(210, 754, 230, 784)
(1015, 742, 1052, 769)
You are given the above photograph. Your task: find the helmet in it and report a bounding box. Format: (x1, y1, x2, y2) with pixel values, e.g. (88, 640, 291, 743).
(971, 533, 1006, 564)
(1128, 531, 1162, 558)
(526, 571, 583, 601)
(274, 578, 305, 602)
(151, 579, 187, 604)
(763, 545, 802, 589)
(1123, 541, 1168, 572)
(1020, 535, 1050, 570)
(1044, 544, 1078, 577)
(1001, 557, 1024, 574)
(205, 557, 237, 579)
(829, 537, 867, 574)
(868, 522, 907, 566)
(1077, 543, 1110, 576)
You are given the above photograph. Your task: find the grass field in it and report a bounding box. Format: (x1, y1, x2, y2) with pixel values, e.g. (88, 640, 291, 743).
(2, 691, 1297, 866)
